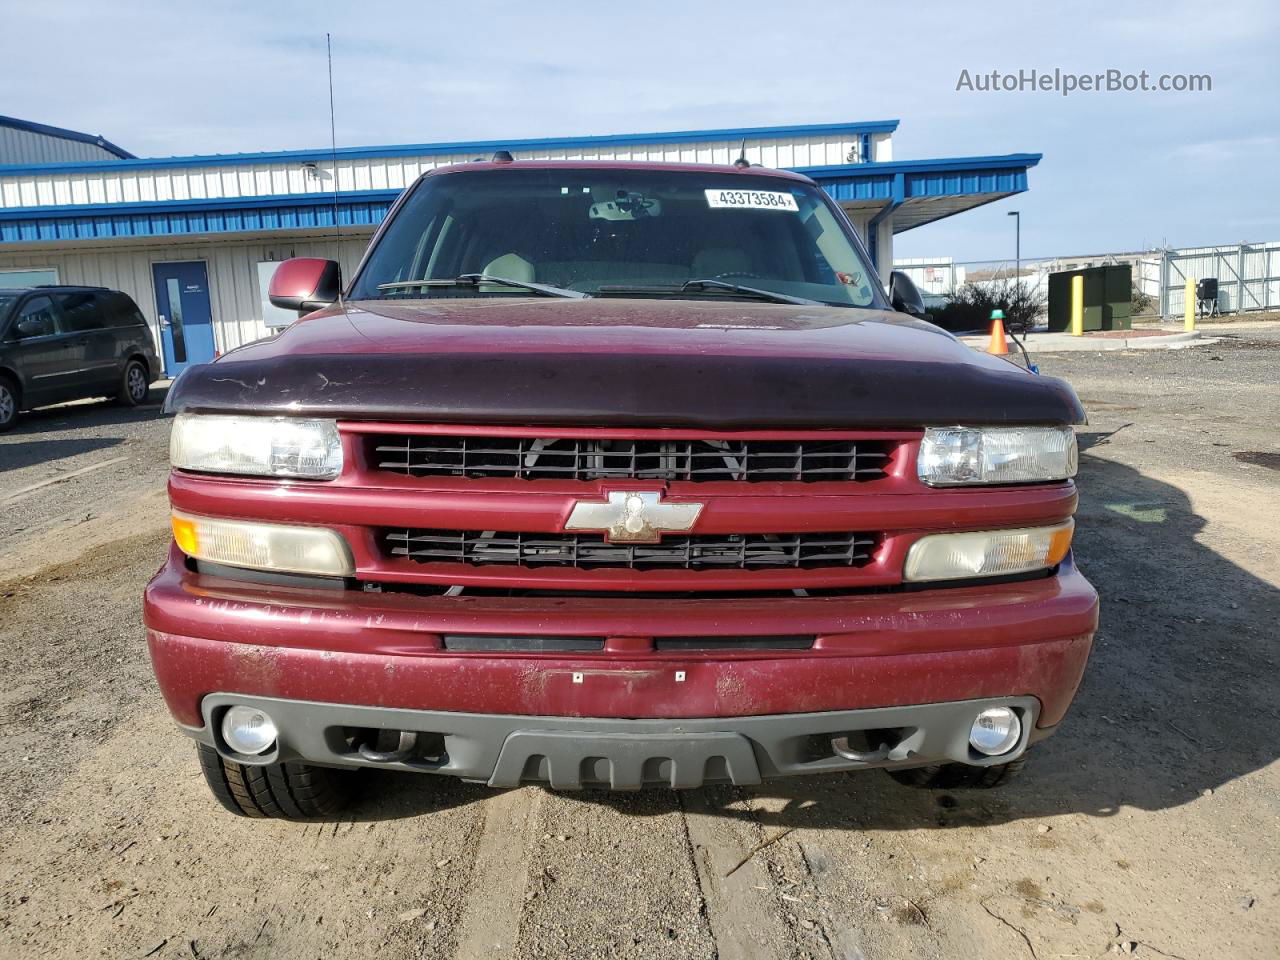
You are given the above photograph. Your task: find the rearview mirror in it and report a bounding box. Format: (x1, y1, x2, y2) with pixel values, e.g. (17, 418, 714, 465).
(269, 258, 342, 315)
(889, 271, 926, 317)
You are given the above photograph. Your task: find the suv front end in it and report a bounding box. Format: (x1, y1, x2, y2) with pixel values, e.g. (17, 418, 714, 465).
(144, 159, 1097, 817)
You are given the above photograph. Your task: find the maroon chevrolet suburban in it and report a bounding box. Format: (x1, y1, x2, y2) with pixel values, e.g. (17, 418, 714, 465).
(145, 159, 1097, 819)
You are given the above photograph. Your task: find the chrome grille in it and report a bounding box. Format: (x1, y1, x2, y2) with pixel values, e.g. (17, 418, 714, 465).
(385, 529, 877, 571)
(370, 435, 891, 483)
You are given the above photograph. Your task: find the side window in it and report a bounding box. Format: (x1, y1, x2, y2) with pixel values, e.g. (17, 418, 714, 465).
(102, 292, 144, 328)
(12, 296, 59, 339)
(55, 292, 107, 332)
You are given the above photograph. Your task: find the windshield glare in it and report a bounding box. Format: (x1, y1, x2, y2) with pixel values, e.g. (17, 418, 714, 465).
(350, 169, 880, 307)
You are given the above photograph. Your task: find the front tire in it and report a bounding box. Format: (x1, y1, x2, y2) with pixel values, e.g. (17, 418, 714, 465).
(0, 376, 18, 432)
(884, 755, 1027, 790)
(116, 359, 150, 407)
(196, 743, 355, 819)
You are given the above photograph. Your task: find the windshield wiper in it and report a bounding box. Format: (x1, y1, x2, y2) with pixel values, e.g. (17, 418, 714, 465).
(376, 274, 586, 299)
(596, 279, 821, 306)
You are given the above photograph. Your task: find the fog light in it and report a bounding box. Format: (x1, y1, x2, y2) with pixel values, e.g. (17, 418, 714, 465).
(221, 705, 278, 755)
(969, 706, 1021, 756)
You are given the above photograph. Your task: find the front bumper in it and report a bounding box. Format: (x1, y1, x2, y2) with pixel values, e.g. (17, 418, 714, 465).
(190, 693, 1044, 789)
(145, 547, 1098, 735)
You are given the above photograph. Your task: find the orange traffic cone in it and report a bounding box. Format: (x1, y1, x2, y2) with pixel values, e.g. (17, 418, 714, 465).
(986, 309, 1009, 355)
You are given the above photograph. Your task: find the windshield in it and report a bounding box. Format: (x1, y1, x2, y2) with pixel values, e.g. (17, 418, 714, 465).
(350, 168, 881, 308)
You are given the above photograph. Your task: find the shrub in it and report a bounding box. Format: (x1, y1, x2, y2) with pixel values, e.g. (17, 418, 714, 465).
(1131, 283, 1156, 315)
(928, 279, 1045, 334)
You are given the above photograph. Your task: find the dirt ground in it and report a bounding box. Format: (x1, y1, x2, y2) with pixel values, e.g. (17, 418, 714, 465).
(0, 329, 1277, 960)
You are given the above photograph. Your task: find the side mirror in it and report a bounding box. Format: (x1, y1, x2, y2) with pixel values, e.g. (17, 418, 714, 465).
(889, 271, 926, 317)
(14, 319, 45, 339)
(269, 258, 342, 315)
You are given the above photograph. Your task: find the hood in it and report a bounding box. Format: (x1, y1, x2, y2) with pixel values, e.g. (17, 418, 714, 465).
(164, 298, 1085, 428)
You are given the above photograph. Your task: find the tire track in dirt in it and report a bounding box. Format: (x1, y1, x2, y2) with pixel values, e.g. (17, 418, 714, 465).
(510, 789, 716, 959)
(679, 788, 799, 960)
(453, 786, 544, 958)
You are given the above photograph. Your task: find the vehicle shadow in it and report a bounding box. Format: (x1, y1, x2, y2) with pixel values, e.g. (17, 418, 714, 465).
(348, 437, 1280, 827)
(347, 770, 496, 821)
(0, 437, 125, 474)
(3, 384, 170, 439)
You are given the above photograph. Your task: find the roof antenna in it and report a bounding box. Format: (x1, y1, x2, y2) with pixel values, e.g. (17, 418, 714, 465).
(326, 33, 344, 308)
(733, 138, 750, 169)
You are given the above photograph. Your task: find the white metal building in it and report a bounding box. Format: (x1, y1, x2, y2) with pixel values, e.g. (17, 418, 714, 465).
(0, 116, 1039, 376)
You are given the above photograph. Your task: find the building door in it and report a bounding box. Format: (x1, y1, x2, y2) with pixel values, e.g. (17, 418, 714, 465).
(153, 261, 215, 375)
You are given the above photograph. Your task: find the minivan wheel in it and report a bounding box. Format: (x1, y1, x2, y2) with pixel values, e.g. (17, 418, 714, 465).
(0, 377, 18, 432)
(116, 360, 149, 407)
(196, 743, 356, 819)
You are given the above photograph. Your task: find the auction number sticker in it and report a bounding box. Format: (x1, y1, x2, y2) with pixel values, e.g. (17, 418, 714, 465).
(705, 189, 799, 212)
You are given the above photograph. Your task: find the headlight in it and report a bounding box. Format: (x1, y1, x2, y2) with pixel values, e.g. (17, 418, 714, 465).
(903, 520, 1074, 582)
(918, 426, 1076, 486)
(170, 413, 342, 479)
(171, 511, 354, 577)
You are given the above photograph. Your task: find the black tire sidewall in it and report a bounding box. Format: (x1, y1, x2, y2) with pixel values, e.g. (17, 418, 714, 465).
(0, 378, 17, 431)
(196, 743, 355, 819)
(120, 361, 148, 406)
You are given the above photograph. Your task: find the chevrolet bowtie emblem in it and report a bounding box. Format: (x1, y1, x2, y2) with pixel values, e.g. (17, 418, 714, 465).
(564, 491, 704, 543)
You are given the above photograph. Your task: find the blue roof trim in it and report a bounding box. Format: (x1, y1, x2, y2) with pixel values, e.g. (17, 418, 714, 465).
(0, 194, 395, 244)
(798, 153, 1041, 178)
(0, 190, 401, 221)
(0, 114, 134, 160)
(0, 119, 899, 176)
(0, 149, 1040, 244)
(801, 154, 1040, 204)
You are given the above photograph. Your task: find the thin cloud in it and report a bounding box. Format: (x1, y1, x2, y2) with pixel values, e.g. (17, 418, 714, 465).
(1169, 136, 1279, 162)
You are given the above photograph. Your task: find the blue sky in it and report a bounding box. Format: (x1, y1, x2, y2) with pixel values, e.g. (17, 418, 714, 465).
(4, 0, 1277, 262)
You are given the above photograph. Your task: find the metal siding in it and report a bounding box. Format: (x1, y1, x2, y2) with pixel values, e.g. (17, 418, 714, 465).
(0, 126, 123, 165)
(0, 120, 899, 178)
(0, 195, 396, 243)
(1158, 242, 1280, 315)
(0, 134, 878, 213)
(904, 169, 1027, 198)
(819, 177, 895, 203)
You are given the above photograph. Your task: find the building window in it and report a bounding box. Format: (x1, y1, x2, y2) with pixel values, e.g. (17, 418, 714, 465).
(0, 268, 58, 287)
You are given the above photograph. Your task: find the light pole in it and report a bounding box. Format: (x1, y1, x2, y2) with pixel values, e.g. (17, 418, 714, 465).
(1007, 210, 1021, 296)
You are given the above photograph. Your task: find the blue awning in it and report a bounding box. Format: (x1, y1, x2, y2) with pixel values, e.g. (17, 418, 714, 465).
(800, 153, 1041, 232)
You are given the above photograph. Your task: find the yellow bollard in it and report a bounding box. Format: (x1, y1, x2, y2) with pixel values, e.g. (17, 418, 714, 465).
(1070, 274, 1084, 337)
(1184, 277, 1196, 332)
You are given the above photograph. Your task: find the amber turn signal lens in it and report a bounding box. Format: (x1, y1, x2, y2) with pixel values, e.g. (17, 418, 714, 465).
(1045, 520, 1075, 568)
(171, 513, 200, 555)
(903, 520, 1075, 582)
(169, 511, 354, 577)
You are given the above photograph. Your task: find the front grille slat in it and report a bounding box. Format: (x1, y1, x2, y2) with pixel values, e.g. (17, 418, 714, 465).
(386, 529, 877, 571)
(371, 436, 893, 483)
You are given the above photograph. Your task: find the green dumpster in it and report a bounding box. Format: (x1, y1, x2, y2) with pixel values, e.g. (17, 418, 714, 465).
(1047, 265, 1132, 332)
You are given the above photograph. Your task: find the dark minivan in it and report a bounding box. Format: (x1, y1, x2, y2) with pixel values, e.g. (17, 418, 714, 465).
(0, 285, 162, 431)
